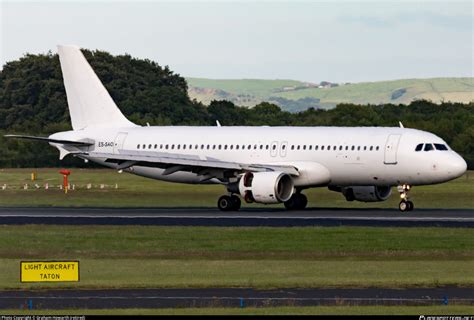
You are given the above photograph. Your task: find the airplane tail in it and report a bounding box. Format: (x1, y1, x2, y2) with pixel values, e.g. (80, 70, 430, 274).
(57, 45, 136, 130)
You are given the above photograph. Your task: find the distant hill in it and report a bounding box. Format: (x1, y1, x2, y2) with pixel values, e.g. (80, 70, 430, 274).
(187, 77, 474, 112)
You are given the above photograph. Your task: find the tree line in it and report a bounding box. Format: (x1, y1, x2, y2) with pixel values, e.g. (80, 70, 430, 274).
(0, 50, 473, 168)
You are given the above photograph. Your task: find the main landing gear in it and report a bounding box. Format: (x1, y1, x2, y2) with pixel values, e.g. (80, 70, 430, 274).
(284, 192, 308, 210)
(398, 184, 414, 212)
(217, 194, 241, 211)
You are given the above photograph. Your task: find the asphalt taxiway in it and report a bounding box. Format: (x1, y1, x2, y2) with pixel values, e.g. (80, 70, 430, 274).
(0, 207, 473, 227)
(1, 287, 473, 309)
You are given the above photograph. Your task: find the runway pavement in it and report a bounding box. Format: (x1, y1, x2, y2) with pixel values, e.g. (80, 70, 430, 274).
(1, 287, 473, 309)
(0, 207, 473, 227)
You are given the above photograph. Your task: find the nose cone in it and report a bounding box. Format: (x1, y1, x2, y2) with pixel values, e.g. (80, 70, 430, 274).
(447, 153, 467, 179)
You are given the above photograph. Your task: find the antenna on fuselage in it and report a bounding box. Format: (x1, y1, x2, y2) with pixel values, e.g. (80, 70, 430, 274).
(216, 120, 221, 127)
(399, 121, 404, 128)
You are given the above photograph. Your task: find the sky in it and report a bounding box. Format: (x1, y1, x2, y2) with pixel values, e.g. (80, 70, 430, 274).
(1, 0, 473, 83)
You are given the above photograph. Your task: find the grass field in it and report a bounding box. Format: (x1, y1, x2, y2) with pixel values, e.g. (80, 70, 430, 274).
(0, 225, 472, 290)
(187, 77, 474, 109)
(0, 168, 472, 208)
(4, 305, 474, 315)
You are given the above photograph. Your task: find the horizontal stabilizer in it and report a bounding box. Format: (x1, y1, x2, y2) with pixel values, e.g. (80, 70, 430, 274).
(4, 135, 94, 146)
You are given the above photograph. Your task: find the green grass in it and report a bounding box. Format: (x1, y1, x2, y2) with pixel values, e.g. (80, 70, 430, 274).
(0, 225, 472, 289)
(186, 77, 474, 108)
(4, 305, 474, 315)
(0, 168, 472, 208)
(274, 77, 474, 105)
(187, 77, 306, 98)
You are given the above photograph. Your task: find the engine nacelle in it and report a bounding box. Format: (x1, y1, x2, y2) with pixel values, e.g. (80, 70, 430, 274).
(341, 186, 392, 202)
(238, 171, 294, 204)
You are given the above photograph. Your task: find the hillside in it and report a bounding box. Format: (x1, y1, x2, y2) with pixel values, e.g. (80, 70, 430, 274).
(187, 77, 474, 112)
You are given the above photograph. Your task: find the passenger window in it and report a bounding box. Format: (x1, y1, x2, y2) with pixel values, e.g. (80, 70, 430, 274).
(424, 143, 434, 151)
(315, 145, 318, 150)
(260, 145, 263, 150)
(230, 145, 233, 150)
(137, 144, 140, 149)
(291, 145, 295, 150)
(369, 146, 373, 151)
(248, 145, 251, 150)
(171, 145, 175, 150)
(376, 146, 379, 151)
(154, 144, 157, 149)
(303, 145, 306, 150)
(297, 145, 300, 150)
(272, 145, 277, 150)
(309, 145, 312, 150)
(363, 146, 367, 151)
(345, 146, 348, 151)
(327, 145, 330, 150)
(218, 145, 222, 150)
(339, 146, 343, 151)
(142, 144, 146, 149)
(207, 145, 210, 149)
(434, 143, 448, 151)
(236, 145, 239, 150)
(183, 145, 186, 150)
(213, 145, 216, 150)
(357, 146, 360, 151)
(266, 145, 269, 150)
(165, 144, 169, 150)
(321, 146, 325, 150)
(177, 145, 180, 150)
(351, 146, 355, 151)
(224, 145, 228, 150)
(282, 145, 286, 150)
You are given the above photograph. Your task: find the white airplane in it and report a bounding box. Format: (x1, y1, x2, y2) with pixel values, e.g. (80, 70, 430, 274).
(6, 45, 468, 212)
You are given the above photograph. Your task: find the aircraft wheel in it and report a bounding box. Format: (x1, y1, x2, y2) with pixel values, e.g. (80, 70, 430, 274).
(284, 193, 307, 210)
(230, 195, 241, 211)
(399, 200, 409, 212)
(406, 200, 414, 211)
(218, 195, 233, 211)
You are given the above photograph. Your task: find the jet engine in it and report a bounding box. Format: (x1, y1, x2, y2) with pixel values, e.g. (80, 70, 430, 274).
(339, 186, 392, 202)
(238, 172, 294, 204)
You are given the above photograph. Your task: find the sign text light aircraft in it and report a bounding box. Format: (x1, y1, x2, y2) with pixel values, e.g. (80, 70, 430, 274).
(6, 46, 467, 211)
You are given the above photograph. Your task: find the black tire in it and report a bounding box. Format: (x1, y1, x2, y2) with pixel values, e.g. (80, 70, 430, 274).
(284, 196, 296, 210)
(407, 200, 414, 211)
(230, 195, 241, 211)
(297, 193, 308, 210)
(284, 193, 308, 210)
(399, 200, 409, 212)
(218, 195, 233, 211)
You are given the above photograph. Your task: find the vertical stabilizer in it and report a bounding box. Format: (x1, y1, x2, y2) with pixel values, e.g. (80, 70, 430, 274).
(57, 45, 136, 130)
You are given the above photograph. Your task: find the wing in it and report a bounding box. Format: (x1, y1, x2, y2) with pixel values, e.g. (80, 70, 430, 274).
(86, 149, 299, 181)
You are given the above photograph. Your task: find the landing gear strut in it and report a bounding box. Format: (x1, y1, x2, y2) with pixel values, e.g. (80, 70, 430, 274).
(217, 194, 241, 211)
(284, 192, 308, 210)
(398, 184, 414, 212)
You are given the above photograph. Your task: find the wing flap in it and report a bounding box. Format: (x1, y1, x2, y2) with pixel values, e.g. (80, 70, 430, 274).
(87, 150, 299, 176)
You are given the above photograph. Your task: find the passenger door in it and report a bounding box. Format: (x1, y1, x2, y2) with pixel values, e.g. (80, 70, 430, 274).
(384, 134, 401, 164)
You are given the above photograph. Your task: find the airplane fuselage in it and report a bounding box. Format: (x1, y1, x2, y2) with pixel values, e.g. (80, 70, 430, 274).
(51, 125, 467, 188)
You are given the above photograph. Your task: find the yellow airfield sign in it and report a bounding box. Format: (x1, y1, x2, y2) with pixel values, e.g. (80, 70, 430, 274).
(20, 261, 79, 282)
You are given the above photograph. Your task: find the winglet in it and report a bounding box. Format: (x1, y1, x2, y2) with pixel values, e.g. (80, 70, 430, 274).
(216, 120, 221, 127)
(399, 121, 404, 128)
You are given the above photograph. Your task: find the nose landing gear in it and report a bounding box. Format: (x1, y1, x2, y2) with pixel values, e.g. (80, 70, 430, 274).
(398, 184, 414, 212)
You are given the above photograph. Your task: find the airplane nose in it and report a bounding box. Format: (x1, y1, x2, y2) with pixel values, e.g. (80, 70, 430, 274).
(448, 154, 467, 178)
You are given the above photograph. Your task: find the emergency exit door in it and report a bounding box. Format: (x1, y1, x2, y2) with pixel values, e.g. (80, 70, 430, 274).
(384, 134, 401, 164)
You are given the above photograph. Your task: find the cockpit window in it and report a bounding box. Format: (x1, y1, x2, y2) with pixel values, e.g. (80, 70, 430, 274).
(415, 143, 423, 151)
(434, 143, 448, 151)
(424, 143, 434, 151)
